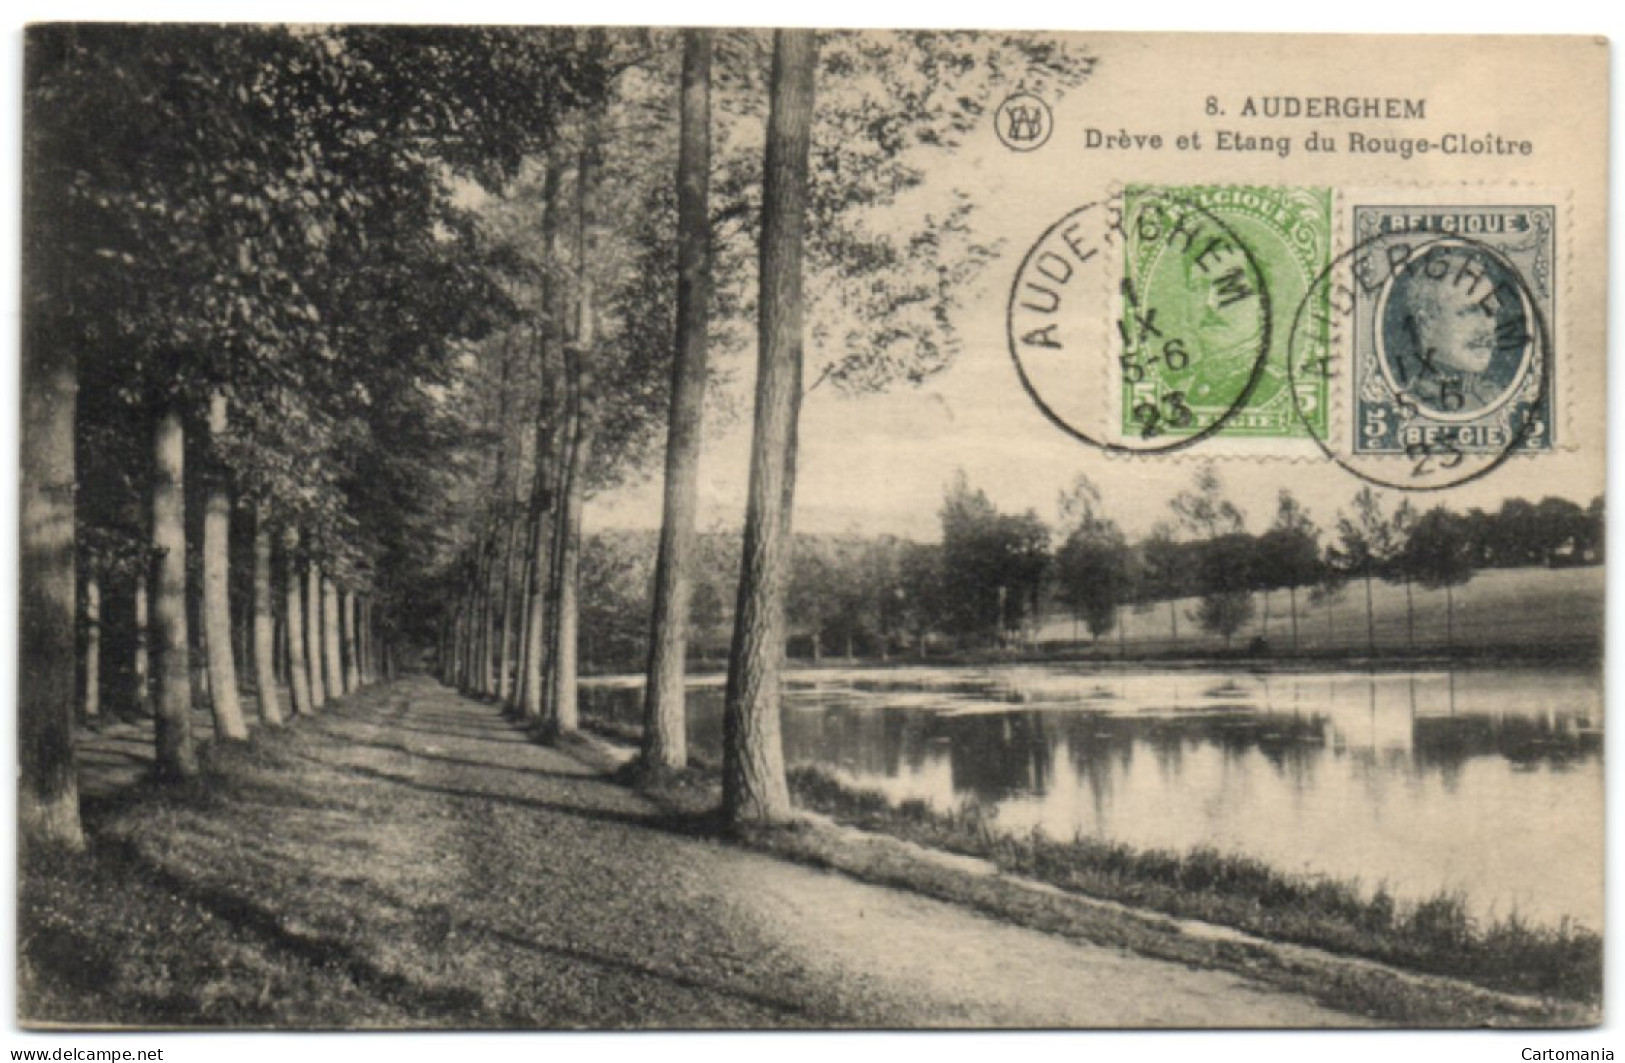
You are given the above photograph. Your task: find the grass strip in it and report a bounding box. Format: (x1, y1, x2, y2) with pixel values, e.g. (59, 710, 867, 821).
(783, 764, 1601, 1006)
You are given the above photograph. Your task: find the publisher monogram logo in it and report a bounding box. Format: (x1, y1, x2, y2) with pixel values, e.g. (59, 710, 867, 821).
(995, 93, 1053, 152)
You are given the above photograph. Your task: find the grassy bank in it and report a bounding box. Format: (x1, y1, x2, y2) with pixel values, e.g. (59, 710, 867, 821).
(783, 765, 1599, 1005)
(577, 700, 1599, 1011)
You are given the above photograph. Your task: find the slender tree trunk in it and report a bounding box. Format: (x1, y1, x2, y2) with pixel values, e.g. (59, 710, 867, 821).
(497, 512, 522, 705)
(543, 119, 601, 738)
(722, 29, 817, 827)
(307, 561, 327, 708)
(540, 144, 593, 734)
(482, 538, 500, 696)
(273, 592, 287, 686)
(1288, 584, 1300, 653)
(446, 598, 458, 687)
(341, 587, 360, 694)
(1404, 577, 1415, 653)
(642, 27, 714, 773)
(133, 568, 151, 716)
(358, 598, 371, 686)
(541, 342, 583, 731)
(202, 390, 248, 741)
(472, 541, 492, 696)
(151, 406, 198, 779)
(1364, 571, 1376, 656)
(462, 580, 479, 693)
(548, 432, 591, 736)
(322, 576, 343, 701)
(520, 164, 564, 721)
(1446, 584, 1456, 654)
(252, 508, 283, 725)
(283, 529, 313, 717)
(82, 573, 101, 720)
(513, 550, 535, 713)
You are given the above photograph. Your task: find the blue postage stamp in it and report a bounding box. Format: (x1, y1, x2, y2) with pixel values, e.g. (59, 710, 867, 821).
(1351, 204, 1555, 455)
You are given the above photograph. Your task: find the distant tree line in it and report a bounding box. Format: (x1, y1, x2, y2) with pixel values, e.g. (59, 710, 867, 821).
(575, 469, 1603, 670)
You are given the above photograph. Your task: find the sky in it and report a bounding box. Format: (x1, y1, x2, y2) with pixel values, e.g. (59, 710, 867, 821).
(585, 35, 1608, 545)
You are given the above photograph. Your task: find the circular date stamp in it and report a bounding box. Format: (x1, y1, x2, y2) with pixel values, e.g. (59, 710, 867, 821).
(1005, 188, 1277, 454)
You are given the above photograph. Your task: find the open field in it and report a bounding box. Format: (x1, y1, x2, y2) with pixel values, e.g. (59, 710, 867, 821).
(1030, 564, 1602, 658)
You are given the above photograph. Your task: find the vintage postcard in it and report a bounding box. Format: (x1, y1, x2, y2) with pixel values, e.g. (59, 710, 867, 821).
(14, 26, 1608, 1035)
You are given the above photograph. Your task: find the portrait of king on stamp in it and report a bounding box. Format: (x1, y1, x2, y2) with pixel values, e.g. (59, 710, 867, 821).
(1352, 205, 1555, 455)
(1120, 185, 1331, 441)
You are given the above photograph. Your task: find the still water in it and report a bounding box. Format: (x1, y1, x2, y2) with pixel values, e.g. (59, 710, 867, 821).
(581, 665, 1602, 929)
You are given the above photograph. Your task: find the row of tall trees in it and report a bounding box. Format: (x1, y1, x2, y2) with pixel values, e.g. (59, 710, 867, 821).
(561, 472, 1602, 672)
(407, 28, 1095, 824)
(21, 25, 627, 849)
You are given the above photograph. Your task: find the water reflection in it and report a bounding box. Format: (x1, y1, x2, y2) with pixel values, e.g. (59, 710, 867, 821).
(580, 664, 1602, 928)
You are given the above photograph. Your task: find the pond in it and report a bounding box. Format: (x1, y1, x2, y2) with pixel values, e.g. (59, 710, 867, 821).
(581, 663, 1602, 929)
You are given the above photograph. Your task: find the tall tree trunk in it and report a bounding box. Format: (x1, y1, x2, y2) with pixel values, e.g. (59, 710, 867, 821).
(542, 119, 600, 738)
(446, 608, 460, 687)
(133, 568, 151, 716)
(469, 542, 490, 696)
(540, 354, 580, 730)
(480, 538, 499, 696)
(151, 406, 199, 779)
(283, 529, 313, 717)
(307, 561, 327, 708)
(523, 452, 559, 722)
(1445, 583, 1455, 653)
(513, 550, 535, 713)
(322, 575, 343, 701)
(722, 29, 817, 827)
(520, 164, 564, 721)
(251, 506, 283, 726)
(642, 27, 714, 773)
(82, 572, 101, 720)
(20, 72, 85, 847)
(497, 513, 522, 705)
(358, 597, 371, 686)
(462, 580, 479, 693)
(202, 390, 248, 741)
(1364, 571, 1376, 656)
(1288, 584, 1300, 653)
(341, 587, 360, 694)
(273, 590, 287, 685)
(548, 428, 591, 736)
(1404, 577, 1415, 653)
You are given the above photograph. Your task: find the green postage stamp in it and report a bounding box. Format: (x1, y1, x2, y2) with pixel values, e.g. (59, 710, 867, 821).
(1119, 184, 1331, 440)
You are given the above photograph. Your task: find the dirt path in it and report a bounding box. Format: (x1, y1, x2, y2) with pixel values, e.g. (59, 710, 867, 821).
(67, 677, 1369, 1028)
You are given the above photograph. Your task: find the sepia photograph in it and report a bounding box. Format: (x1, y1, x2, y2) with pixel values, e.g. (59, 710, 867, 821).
(9, 9, 1612, 1046)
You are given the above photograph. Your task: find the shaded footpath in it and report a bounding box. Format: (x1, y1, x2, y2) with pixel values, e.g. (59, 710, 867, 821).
(40, 676, 1365, 1028)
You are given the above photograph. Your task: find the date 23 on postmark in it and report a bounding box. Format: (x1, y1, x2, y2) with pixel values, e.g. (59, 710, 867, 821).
(1351, 204, 1555, 455)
